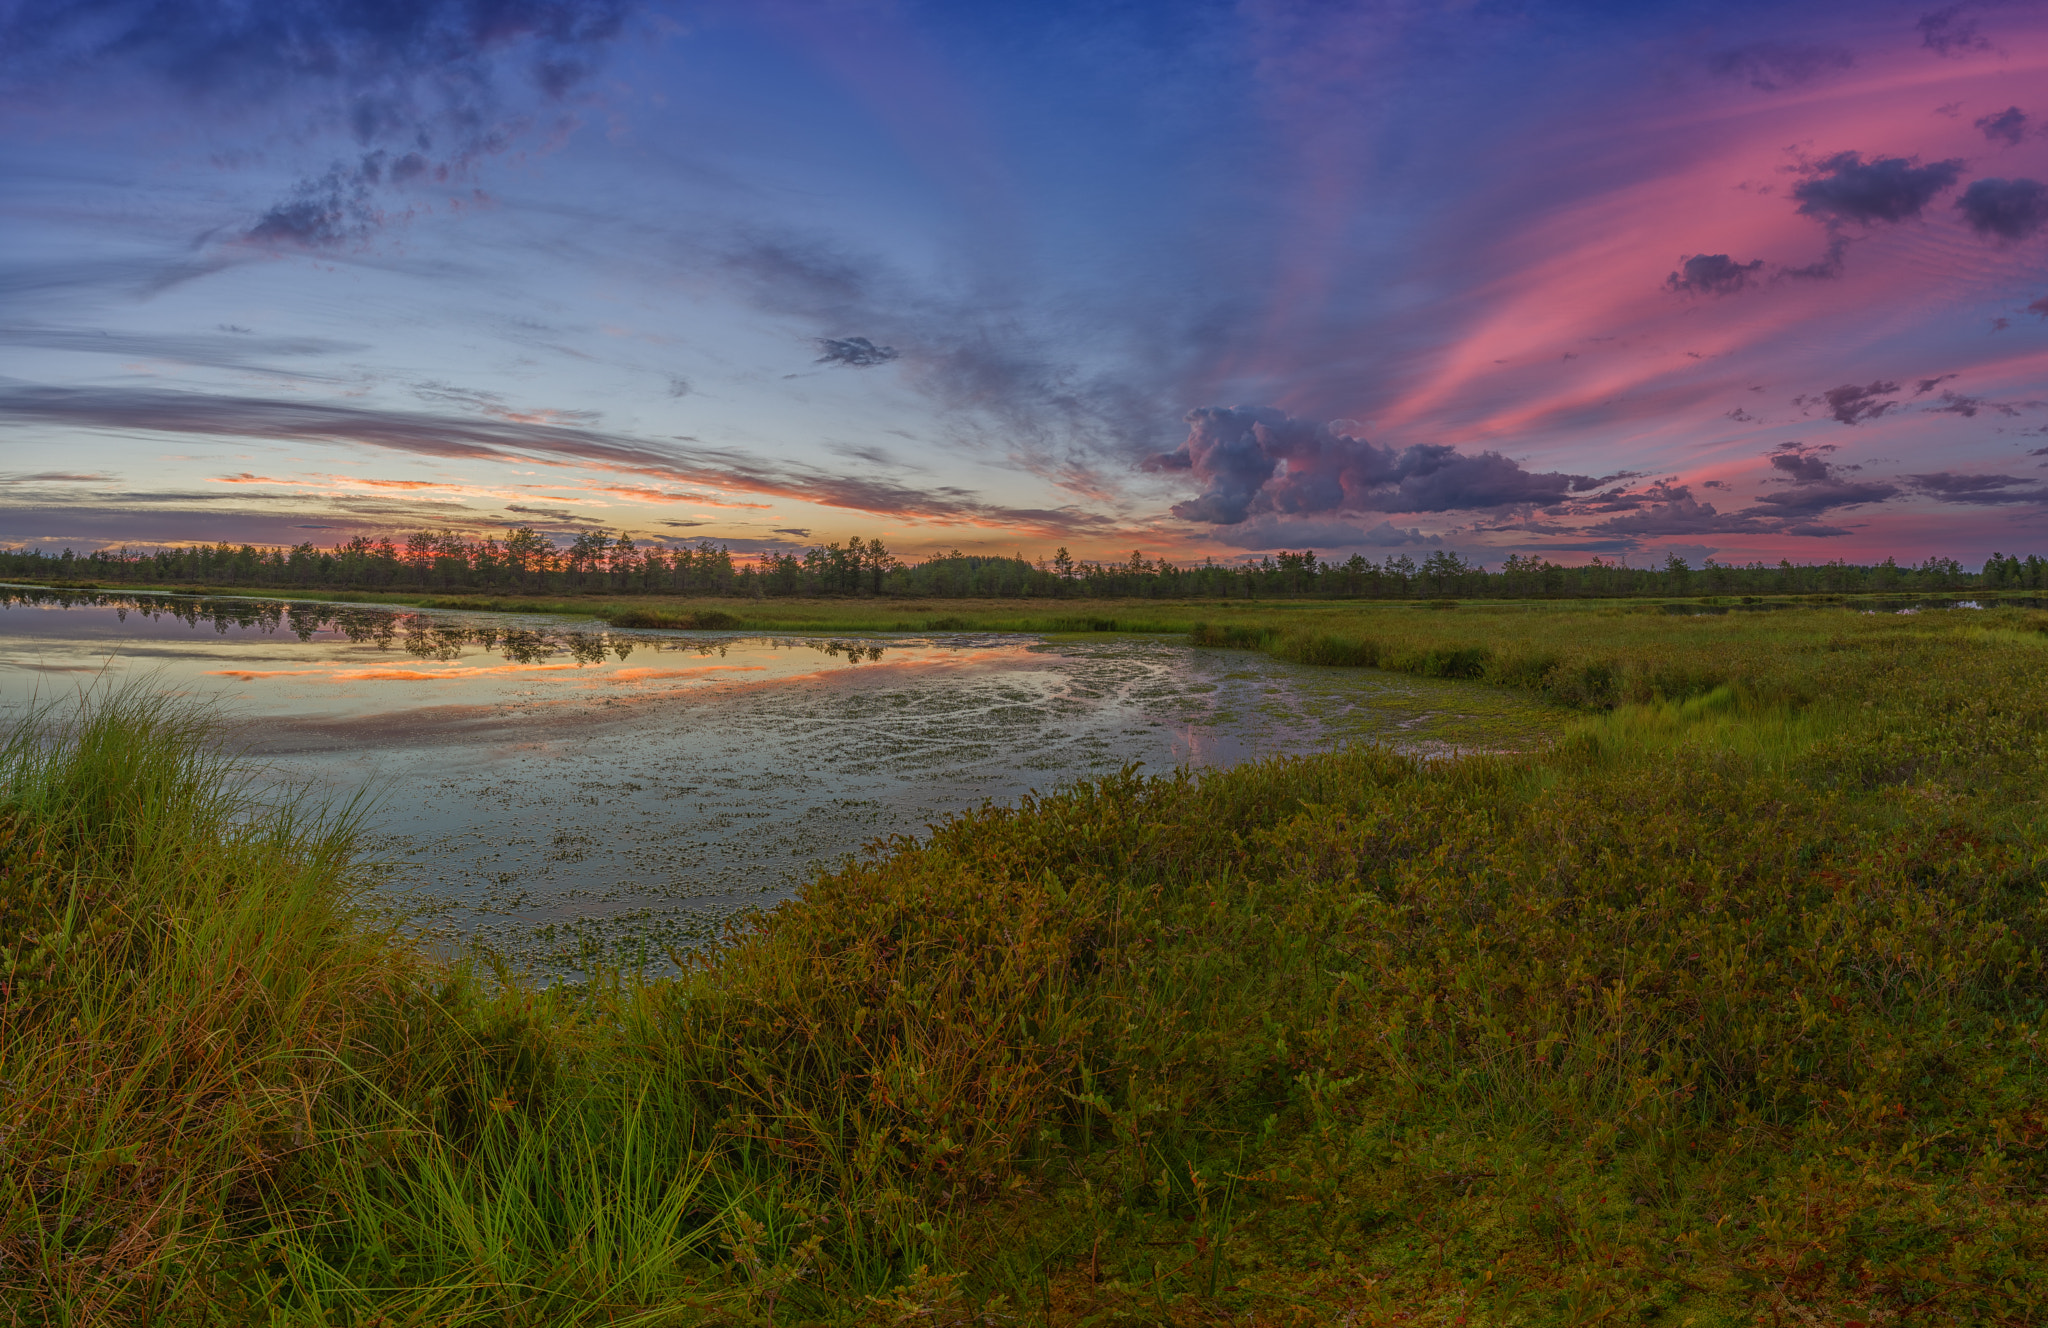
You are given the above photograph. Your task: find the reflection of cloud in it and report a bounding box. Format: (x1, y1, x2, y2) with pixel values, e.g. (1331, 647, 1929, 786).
(209, 661, 595, 682)
(209, 669, 328, 680)
(335, 663, 590, 681)
(600, 666, 766, 684)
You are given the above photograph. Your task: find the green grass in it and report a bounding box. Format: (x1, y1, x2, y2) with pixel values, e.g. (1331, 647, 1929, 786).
(16, 578, 2039, 638)
(4, 604, 2046, 1324)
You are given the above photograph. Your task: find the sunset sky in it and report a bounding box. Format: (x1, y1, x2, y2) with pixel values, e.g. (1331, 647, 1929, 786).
(4, 0, 2047, 567)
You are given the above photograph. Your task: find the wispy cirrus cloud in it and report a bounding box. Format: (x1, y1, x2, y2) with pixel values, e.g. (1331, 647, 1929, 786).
(0, 325, 368, 372)
(0, 385, 1127, 537)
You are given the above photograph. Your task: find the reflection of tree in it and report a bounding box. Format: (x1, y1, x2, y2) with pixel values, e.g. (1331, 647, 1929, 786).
(819, 640, 887, 664)
(0, 587, 758, 669)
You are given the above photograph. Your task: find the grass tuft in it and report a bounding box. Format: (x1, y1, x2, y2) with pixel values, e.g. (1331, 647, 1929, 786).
(6, 600, 2048, 1324)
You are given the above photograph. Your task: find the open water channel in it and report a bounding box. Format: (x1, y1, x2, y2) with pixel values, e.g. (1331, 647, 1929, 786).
(0, 587, 1555, 974)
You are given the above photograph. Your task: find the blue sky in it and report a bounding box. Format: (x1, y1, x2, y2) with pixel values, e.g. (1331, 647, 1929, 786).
(4, 0, 2048, 566)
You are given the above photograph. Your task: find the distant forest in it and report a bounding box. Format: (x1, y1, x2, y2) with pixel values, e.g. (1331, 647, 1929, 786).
(3, 527, 2045, 600)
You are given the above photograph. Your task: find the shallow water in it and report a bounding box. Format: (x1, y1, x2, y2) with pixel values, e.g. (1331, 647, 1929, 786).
(1660, 596, 2045, 615)
(0, 587, 1554, 973)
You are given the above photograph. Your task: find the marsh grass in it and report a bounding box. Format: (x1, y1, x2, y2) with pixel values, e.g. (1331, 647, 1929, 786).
(4, 604, 2047, 1324)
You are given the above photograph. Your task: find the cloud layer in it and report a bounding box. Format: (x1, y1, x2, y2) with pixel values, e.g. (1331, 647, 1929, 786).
(1146, 407, 1601, 525)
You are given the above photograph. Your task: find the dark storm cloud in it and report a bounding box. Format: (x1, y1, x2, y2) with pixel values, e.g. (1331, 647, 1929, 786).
(815, 336, 900, 368)
(1976, 106, 2028, 145)
(1579, 484, 1851, 539)
(1707, 43, 1852, 91)
(1665, 253, 1764, 295)
(1803, 381, 1901, 424)
(1205, 516, 1441, 552)
(1145, 406, 1597, 525)
(1908, 471, 2048, 503)
(1582, 441, 1897, 538)
(1752, 442, 1899, 515)
(0, 385, 1123, 536)
(1955, 178, 2048, 240)
(1792, 152, 1964, 227)
(1917, 3, 1993, 57)
(1768, 445, 1834, 482)
(1588, 493, 1777, 537)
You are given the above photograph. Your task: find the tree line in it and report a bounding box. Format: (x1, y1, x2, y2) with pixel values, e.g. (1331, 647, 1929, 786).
(3, 526, 2044, 600)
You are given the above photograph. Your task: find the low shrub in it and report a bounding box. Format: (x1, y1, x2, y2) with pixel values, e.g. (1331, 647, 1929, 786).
(601, 607, 744, 630)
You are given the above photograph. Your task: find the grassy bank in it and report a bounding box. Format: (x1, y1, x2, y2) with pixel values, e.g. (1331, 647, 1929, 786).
(3, 605, 2045, 1324)
(12, 577, 2041, 637)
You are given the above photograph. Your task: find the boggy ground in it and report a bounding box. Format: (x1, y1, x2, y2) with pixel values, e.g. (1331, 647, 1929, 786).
(17, 579, 2039, 637)
(2, 602, 2044, 1325)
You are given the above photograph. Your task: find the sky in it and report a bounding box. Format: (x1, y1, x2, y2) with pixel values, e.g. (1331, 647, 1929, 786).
(3, 0, 2048, 568)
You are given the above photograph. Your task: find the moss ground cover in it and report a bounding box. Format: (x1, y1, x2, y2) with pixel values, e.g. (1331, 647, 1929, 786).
(2, 603, 2044, 1324)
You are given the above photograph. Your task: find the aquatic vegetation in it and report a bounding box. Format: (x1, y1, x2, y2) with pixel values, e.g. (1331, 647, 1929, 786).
(602, 607, 745, 631)
(2, 603, 2044, 1324)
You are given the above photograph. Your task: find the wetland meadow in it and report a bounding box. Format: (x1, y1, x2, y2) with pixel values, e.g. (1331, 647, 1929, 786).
(4, 589, 2045, 1325)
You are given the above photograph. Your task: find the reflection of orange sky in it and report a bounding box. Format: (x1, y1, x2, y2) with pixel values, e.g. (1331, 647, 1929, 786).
(205, 648, 1023, 690)
(210, 661, 592, 682)
(594, 665, 767, 683)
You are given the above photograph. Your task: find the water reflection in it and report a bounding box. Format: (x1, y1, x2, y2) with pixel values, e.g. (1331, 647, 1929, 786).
(1661, 596, 2044, 615)
(0, 585, 784, 668)
(0, 585, 1557, 978)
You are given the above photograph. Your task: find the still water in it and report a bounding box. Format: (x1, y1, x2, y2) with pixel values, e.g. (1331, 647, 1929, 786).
(0, 587, 1553, 972)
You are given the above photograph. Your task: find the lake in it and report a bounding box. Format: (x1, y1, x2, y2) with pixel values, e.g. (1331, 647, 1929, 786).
(0, 587, 1555, 974)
